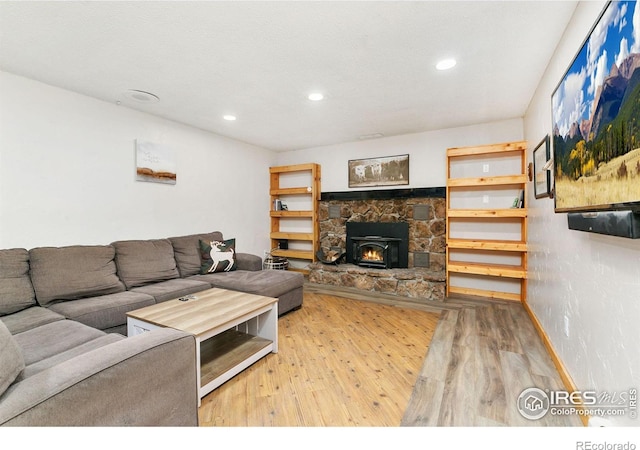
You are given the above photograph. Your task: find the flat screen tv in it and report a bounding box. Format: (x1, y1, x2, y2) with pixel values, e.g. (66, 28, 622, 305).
(552, 0, 640, 213)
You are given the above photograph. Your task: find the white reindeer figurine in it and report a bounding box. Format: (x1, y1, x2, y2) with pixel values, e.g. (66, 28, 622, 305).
(207, 241, 235, 272)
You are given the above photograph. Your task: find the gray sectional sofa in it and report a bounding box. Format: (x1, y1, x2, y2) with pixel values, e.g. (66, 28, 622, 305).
(0, 231, 304, 426)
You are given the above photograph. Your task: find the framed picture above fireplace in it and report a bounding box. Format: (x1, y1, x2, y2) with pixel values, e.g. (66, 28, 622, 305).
(348, 154, 409, 188)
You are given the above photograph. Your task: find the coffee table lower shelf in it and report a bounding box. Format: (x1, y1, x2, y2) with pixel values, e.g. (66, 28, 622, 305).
(200, 329, 274, 396)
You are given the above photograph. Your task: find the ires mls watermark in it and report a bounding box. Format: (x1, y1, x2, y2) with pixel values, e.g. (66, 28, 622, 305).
(517, 387, 637, 420)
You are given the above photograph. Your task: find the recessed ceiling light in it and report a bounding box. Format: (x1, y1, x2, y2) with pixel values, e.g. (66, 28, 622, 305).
(436, 58, 457, 71)
(223, 115, 237, 121)
(308, 92, 324, 101)
(123, 89, 160, 103)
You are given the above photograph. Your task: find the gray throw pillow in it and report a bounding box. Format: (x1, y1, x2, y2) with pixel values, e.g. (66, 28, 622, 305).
(0, 320, 25, 396)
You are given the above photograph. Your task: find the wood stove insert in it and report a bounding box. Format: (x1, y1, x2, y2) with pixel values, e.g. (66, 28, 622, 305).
(346, 222, 409, 269)
(352, 236, 403, 269)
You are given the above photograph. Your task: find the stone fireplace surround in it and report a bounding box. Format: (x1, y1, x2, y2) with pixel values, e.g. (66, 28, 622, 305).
(308, 187, 446, 302)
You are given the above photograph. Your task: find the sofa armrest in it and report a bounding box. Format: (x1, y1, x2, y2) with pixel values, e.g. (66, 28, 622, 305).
(236, 253, 263, 271)
(0, 328, 198, 426)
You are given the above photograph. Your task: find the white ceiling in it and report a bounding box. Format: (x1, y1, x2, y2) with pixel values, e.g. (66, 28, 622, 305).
(0, 1, 578, 152)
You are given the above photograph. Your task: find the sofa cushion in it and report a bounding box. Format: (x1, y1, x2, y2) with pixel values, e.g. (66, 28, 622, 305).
(131, 279, 211, 303)
(199, 239, 237, 274)
(29, 246, 125, 307)
(12, 319, 106, 366)
(15, 333, 124, 382)
(0, 320, 24, 397)
(191, 269, 304, 299)
(112, 239, 179, 289)
(47, 291, 156, 331)
(0, 249, 36, 315)
(235, 253, 263, 271)
(0, 307, 65, 335)
(168, 232, 224, 277)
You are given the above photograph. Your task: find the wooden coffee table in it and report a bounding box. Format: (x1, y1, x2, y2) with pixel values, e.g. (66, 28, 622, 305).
(126, 288, 278, 405)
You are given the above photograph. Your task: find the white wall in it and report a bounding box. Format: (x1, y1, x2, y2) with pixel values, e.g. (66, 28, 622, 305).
(275, 119, 523, 191)
(0, 71, 274, 256)
(523, 1, 640, 426)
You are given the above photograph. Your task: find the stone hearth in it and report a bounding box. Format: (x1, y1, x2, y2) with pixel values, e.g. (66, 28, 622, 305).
(308, 188, 446, 302)
(308, 263, 445, 301)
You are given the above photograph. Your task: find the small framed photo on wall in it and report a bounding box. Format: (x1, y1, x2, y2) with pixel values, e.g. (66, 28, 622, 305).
(533, 135, 551, 199)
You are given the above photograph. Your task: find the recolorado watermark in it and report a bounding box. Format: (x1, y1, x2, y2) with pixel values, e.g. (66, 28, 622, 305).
(517, 387, 637, 421)
(576, 443, 636, 450)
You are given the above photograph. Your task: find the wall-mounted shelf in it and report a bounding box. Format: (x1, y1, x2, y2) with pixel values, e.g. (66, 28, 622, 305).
(446, 261, 527, 278)
(269, 232, 314, 241)
(269, 163, 321, 273)
(446, 238, 527, 252)
(447, 174, 528, 187)
(270, 210, 314, 218)
(446, 141, 528, 303)
(447, 209, 528, 218)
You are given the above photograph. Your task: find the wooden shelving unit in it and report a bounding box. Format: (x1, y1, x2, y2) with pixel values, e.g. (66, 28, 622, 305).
(446, 141, 528, 302)
(269, 163, 321, 272)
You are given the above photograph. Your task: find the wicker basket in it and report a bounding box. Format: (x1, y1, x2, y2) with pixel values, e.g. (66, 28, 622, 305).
(263, 255, 289, 270)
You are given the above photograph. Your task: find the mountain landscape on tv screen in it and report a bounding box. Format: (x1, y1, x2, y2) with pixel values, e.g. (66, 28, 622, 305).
(554, 53, 640, 172)
(553, 1, 640, 211)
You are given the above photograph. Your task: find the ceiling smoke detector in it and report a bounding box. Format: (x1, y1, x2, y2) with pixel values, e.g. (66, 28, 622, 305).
(123, 89, 160, 103)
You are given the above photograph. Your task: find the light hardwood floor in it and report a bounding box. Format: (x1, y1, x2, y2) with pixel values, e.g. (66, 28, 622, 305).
(198, 283, 582, 427)
(198, 289, 440, 426)
(401, 301, 583, 426)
